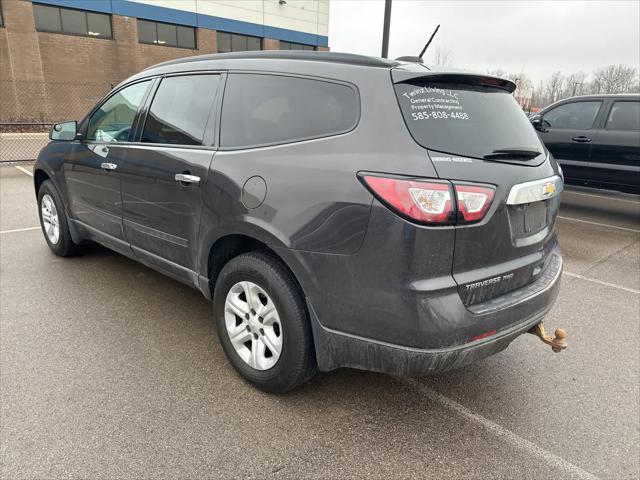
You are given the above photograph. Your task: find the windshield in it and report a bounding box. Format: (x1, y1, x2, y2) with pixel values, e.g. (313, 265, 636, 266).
(394, 81, 544, 160)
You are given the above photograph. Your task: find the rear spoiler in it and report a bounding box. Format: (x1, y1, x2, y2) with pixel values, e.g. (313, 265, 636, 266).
(391, 68, 516, 93)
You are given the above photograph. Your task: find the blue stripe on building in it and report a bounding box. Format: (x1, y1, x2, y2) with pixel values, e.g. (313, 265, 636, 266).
(32, 0, 329, 47)
(112, 0, 198, 27)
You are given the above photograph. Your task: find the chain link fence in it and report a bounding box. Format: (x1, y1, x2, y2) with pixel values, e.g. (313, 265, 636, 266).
(1, 81, 110, 162)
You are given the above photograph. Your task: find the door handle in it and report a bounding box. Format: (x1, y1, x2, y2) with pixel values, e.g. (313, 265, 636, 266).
(175, 173, 200, 185)
(101, 162, 117, 171)
(571, 136, 592, 143)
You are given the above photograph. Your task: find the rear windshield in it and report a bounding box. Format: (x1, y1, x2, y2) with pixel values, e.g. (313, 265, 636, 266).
(394, 81, 543, 160)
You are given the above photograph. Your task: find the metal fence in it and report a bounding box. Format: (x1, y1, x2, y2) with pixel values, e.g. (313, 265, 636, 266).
(0, 81, 110, 162)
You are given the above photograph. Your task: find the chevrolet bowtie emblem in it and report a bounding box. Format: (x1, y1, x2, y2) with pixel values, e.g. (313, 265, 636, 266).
(542, 181, 556, 197)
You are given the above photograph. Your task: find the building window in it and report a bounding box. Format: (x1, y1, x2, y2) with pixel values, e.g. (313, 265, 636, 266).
(33, 4, 112, 38)
(137, 19, 196, 49)
(279, 41, 315, 51)
(0, 2, 4, 28)
(217, 31, 261, 53)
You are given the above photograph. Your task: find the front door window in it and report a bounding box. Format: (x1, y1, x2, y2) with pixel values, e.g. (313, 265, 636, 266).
(542, 101, 602, 130)
(86, 81, 151, 143)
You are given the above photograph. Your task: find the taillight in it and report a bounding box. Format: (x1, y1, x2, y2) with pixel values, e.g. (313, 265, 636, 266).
(361, 175, 455, 225)
(360, 174, 495, 226)
(454, 184, 495, 224)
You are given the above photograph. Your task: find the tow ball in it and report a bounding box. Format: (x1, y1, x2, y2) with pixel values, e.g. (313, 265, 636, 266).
(528, 322, 567, 353)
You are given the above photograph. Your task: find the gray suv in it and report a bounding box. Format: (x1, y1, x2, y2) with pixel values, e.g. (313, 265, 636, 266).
(34, 52, 563, 392)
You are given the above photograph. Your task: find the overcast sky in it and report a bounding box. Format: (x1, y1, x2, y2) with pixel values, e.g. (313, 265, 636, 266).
(328, 0, 640, 84)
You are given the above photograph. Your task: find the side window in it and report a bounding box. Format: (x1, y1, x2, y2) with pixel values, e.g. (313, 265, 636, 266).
(221, 74, 359, 148)
(605, 101, 640, 131)
(86, 81, 151, 143)
(542, 101, 601, 130)
(141, 75, 220, 146)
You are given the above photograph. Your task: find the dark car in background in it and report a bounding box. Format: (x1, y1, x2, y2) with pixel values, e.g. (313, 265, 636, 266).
(34, 52, 563, 392)
(531, 94, 640, 194)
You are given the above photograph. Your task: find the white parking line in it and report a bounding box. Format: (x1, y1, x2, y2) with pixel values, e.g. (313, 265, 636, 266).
(563, 189, 640, 205)
(400, 378, 600, 480)
(14, 165, 33, 177)
(563, 271, 640, 295)
(557, 216, 640, 233)
(0, 226, 41, 235)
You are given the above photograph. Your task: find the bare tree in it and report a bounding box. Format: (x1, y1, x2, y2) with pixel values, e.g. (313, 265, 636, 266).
(486, 69, 530, 92)
(432, 47, 454, 66)
(562, 71, 588, 98)
(484, 64, 638, 108)
(542, 71, 565, 105)
(485, 69, 532, 109)
(513, 72, 532, 99)
(589, 64, 639, 94)
(486, 68, 508, 78)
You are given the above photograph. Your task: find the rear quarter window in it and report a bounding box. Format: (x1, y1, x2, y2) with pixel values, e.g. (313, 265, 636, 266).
(220, 73, 359, 149)
(605, 101, 640, 131)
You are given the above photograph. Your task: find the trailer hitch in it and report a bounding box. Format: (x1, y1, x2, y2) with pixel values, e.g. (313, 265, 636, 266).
(528, 322, 567, 353)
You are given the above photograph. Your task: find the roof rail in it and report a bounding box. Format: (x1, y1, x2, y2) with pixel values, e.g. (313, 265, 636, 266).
(146, 51, 400, 70)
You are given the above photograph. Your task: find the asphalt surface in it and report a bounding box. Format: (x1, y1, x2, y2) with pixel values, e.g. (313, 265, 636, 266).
(1, 163, 638, 479)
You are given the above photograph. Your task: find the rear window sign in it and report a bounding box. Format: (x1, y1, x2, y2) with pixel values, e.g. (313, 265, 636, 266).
(394, 81, 543, 160)
(400, 86, 470, 121)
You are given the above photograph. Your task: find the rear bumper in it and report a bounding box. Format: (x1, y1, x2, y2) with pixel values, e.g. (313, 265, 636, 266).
(309, 249, 562, 376)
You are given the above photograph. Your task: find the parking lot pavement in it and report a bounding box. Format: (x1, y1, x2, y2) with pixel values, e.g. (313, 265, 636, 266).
(1, 164, 638, 479)
(0, 165, 39, 232)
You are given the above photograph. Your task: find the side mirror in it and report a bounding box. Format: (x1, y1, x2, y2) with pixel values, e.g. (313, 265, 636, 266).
(50, 121, 78, 141)
(530, 115, 545, 131)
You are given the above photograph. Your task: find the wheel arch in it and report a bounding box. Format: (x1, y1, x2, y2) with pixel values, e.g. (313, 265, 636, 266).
(34, 168, 51, 196)
(34, 167, 84, 244)
(205, 232, 309, 302)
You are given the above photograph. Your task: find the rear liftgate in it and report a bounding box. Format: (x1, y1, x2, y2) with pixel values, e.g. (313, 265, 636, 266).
(389, 69, 569, 354)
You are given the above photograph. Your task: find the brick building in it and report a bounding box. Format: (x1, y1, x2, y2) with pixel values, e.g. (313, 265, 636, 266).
(0, 0, 330, 123)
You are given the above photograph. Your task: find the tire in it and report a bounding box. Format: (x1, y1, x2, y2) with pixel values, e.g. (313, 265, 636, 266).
(37, 180, 80, 257)
(213, 251, 317, 393)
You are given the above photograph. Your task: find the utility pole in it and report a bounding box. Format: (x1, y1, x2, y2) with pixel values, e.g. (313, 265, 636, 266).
(529, 87, 534, 115)
(381, 0, 392, 58)
(572, 82, 583, 96)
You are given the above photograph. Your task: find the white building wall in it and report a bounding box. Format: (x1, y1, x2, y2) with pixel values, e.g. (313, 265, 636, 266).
(128, 0, 329, 37)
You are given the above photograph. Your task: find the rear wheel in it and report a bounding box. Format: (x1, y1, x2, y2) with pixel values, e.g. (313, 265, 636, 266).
(214, 251, 316, 393)
(37, 180, 80, 257)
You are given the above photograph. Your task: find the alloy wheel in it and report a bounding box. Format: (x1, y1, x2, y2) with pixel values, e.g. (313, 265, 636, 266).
(224, 281, 283, 370)
(41, 194, 60, 245)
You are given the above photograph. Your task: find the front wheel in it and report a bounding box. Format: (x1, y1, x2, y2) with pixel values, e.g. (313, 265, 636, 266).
(37, 180, 80, 257)
(213, 251, 316, 393)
